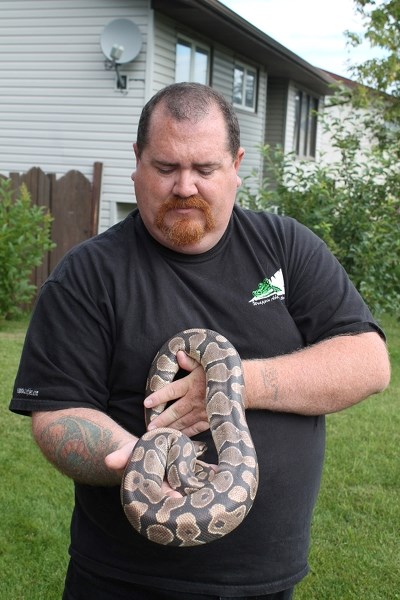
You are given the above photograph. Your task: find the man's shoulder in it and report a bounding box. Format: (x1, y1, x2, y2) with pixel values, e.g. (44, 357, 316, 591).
(48, 210, 140, 283)
(233, 205, 309, 238)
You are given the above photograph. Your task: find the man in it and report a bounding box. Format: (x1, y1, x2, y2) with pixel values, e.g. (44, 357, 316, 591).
(10, 83, 390, 600)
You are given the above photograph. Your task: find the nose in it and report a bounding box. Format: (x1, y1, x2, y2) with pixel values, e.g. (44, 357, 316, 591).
(172, 169, 198, 198)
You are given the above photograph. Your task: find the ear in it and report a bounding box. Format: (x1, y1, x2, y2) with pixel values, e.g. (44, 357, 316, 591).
(133, 143, 140, 161)
(234, 147, 245, 171)
(234, 147, 245, 187)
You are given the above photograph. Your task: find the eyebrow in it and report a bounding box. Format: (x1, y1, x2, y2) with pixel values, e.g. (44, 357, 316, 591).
(151, 159, 222, 168)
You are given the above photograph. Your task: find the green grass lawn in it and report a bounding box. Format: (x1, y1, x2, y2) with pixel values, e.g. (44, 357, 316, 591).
(1, 316, 399, 599)
(296, 314, 400, 599)
(0, 319, 73, 599)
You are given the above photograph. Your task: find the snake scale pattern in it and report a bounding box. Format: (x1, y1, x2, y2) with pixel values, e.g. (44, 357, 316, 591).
(121, 328, 259, 547)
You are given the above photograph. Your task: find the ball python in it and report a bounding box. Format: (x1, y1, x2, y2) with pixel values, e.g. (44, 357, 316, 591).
(121, 328, 259, 547)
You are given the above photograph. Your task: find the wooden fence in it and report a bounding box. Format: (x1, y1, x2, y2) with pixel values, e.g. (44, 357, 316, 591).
(1, 163, 102, 294)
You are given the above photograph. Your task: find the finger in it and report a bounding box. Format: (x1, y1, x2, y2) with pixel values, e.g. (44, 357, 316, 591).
(151, 406, 207, 433)
(161, 480, 183, 498)
(105, 440, 136, 470)
(144, 377, 188, 409)
(147, 387, 209, 431)
(176, 350, 201, 372)
(147, 398, 190, 430)
(145, 356, 205, 411)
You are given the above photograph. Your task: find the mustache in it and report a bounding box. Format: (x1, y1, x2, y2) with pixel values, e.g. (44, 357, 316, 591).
(162, 195, 210, 211)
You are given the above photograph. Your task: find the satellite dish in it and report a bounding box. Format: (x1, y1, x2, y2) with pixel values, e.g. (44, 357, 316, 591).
(100, 19, 142, 64)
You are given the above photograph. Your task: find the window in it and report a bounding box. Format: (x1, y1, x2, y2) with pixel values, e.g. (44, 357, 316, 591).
(293, 90, 319, 158)
(175, 39, 209, 84)
(233, 63, 257, 111)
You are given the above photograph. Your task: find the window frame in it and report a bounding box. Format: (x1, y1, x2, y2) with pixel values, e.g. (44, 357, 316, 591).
(293, 89, 319, 159)
(233, 61, 258, 112)
(175, 36, 210, 85)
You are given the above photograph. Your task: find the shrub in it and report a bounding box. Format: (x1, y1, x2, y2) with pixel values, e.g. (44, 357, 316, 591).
(0, 178, 55, 319)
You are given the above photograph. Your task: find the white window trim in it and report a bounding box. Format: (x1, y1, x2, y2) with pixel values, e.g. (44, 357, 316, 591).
(233, 61, 257, 112)
(175, 35, 210, 84)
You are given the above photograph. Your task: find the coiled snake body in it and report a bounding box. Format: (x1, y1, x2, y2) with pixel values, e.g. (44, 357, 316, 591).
(121, 329, 259, 547)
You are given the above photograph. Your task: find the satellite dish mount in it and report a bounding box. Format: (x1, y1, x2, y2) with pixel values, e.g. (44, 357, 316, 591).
(100, 19, 143, 91)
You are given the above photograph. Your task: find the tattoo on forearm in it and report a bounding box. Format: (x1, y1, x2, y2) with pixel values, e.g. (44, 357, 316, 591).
(261, 365, 279, 403)
(39, 416, 119, 485)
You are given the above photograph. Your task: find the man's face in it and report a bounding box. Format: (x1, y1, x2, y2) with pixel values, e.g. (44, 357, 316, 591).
(132, 103, 244, 254)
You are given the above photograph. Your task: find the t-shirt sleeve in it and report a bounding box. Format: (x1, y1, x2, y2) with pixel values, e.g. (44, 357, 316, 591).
(10, 254, 114, 416)
(283, 217, 384, 344)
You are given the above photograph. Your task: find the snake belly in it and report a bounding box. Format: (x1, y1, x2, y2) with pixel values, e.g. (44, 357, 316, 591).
(121, 328, 259, 547)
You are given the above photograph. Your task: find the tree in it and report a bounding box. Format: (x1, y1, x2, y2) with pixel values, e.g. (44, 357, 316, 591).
(0, 179, 55, 319)
(346, 0, 400, 123)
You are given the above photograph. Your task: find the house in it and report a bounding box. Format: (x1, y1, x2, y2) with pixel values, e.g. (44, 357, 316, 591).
(318, 70, 389, 166)
(0, 0, 333, 234)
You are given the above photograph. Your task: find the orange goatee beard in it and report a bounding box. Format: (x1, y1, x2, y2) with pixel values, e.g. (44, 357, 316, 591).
(155, 196, 215, 247)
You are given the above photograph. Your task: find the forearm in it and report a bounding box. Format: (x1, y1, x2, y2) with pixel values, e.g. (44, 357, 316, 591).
(243, 331, 390, 415)
(32, 407, 137, 486)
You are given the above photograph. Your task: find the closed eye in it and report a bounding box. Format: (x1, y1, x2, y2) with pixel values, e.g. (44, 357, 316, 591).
(197, 168, 215, 177)
(195, 163, 220, 177)
(156, 166, 175, 175)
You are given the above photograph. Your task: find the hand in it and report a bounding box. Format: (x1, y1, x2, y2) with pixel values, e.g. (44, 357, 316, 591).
(105, 441, 183, 497)
(105, 440, 137, 480)
(144, 350, 209, 437)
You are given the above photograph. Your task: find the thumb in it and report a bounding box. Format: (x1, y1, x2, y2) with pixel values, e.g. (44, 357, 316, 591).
(176, 350, 201, 372)
(105, 440, 137, 471)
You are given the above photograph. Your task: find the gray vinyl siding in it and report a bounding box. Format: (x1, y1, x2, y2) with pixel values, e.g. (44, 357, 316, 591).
(265, 78, 288, 150)
(236, 68, 267, 189)
(211, 48, 235, 99)
(151, 14, 176, 96)
(212, 48, 266, 189)
(0, 0, 149, 232)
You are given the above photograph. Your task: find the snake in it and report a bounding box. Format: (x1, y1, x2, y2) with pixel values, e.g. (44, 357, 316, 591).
(121, 328, 259, 547)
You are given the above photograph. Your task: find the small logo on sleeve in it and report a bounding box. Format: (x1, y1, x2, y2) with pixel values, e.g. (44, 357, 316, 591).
(17, 387, 39, 397)
(249, 269, 285, 306)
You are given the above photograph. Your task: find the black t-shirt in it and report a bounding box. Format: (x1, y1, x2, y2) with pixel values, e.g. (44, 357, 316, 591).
(10, 207, 382, 595)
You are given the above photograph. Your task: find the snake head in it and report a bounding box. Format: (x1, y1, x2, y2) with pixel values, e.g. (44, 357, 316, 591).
(193, 440, 207, 457)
